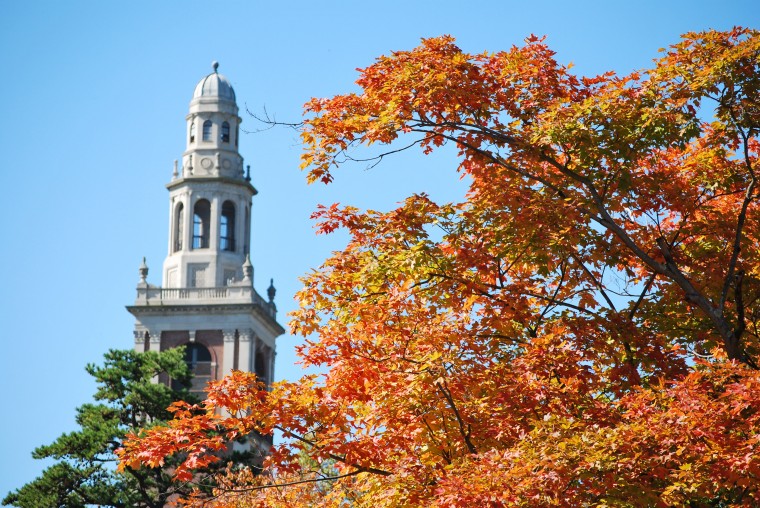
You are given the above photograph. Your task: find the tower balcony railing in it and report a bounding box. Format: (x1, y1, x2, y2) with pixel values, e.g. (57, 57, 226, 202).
(135, 284, 276, 319)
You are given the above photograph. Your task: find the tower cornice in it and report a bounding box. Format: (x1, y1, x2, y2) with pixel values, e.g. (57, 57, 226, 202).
(166, 176, 258, 195)
(127, 302, 285, 336)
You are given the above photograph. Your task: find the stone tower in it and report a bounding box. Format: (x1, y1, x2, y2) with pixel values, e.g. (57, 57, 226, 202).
(127, 63, 284, 423)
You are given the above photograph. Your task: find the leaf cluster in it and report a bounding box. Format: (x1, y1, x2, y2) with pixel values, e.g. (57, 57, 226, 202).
(121, 29, 760, 507)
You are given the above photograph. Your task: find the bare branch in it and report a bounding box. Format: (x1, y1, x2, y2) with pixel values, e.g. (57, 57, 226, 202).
(434, 378, 477, 454)
(720, 126, 757, 311)
(274, 426, 392, 477)
(628, 273, 656, 321)
(195, 469, 367, 494)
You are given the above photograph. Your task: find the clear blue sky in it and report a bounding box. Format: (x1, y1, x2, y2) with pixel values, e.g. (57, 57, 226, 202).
(1, 0, 756, 500)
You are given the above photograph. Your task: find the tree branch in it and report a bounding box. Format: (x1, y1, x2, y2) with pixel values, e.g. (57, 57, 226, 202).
(274, 426, 392, 477)
(719, 126, 757, 312)
(196, 469, 368, 494)
(434, 378, 477, 455)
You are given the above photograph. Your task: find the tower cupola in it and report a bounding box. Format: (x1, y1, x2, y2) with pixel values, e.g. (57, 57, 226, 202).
(183, 62, 244, 180)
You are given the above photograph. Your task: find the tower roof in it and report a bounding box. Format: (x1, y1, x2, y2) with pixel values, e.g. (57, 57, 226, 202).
(192, 61, 236, 102)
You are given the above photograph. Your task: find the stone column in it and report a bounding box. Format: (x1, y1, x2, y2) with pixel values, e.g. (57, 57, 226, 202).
(269, 347, 276, 386)
(238, 329, 254, 374)
(222, 329, 237, 378)
(148, 328, 162, 351)
(209, 195, 219, 253)
(250, 335, 258, 379)
(133, 328, 147, 353)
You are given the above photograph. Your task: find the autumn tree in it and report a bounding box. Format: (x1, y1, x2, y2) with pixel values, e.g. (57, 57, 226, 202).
(120, 28, 760, 507)
(3, 349, 198, 508)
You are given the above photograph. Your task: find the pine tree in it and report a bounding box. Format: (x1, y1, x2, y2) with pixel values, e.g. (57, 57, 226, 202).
(4, 348, 196, 508)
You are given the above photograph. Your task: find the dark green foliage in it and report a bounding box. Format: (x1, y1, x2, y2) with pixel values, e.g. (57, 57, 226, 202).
(3, 348, 195, 508)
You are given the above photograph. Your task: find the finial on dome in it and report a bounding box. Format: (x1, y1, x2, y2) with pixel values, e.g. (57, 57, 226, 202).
(212, 61, 219, 73)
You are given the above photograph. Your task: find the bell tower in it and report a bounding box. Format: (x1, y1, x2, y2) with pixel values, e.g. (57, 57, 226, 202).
(164, 60, 250, 289)
(127, 64, 284, 451)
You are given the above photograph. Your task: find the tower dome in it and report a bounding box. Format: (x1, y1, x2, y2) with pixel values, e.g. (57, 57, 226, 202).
(192, 61, 236, 102)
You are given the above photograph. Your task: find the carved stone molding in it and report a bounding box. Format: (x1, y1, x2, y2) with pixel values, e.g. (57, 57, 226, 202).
(223, 329, 237, 342)
(239, 328, 254, 343)
(133, 329, 145, 343)
(148, 330, 162, 344)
